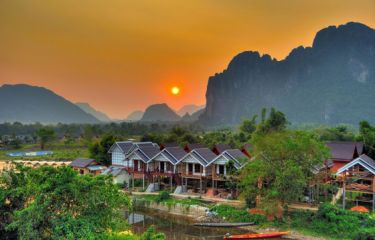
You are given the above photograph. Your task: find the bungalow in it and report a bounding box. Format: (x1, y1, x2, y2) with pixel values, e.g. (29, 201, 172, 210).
(212, 144, 231, 155)
(108, 141, 155, 168)
(207, 149, 249, 198)
(126, 144, 160, 189)
(70, 158, 106, 175)
(102, 166, 131, 186)
(327, 141, 364, 173)
(336, 154, 375, 211)
(177, 148, 217, 193)
(241, 143, 253, 158)
(184, 143, 205, 153)
(147, 146, 187, 191)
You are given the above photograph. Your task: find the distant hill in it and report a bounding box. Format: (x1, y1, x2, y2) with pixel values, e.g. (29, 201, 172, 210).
(0, 84, 100, 124)
(181, 108, 205, 122)
(177, 104, 205, 116)
(126, 110, 144, 121)
(200, 22, 375, 126)
(140, 103, 181, 122)
(76, 102, 112, 122)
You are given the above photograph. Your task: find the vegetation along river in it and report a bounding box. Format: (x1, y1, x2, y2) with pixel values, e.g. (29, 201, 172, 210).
(127, 209, 286, 240)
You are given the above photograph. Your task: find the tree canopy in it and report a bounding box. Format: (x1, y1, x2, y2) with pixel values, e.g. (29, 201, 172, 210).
(239, 130, 329, 212)
(0, 166, 133, 239)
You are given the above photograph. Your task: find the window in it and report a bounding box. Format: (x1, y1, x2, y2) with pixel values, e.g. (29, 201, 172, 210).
(194, 164, 201, 173)
(160, 162, 165, 172)
(218, 165, 225, 175)
(188, 163, 193, 173)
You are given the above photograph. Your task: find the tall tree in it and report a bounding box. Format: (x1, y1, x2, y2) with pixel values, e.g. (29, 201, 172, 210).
(359, 121, 375, 159)
(35, 127, 56, 150)
(89, 134, 118, 166)
(239, 131, 329, 212)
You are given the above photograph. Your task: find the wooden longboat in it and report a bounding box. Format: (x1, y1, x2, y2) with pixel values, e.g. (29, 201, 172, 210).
(224, 231, 289, 239)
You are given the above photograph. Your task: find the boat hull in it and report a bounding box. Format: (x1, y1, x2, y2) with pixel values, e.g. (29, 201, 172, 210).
(224, 231, 289, 239)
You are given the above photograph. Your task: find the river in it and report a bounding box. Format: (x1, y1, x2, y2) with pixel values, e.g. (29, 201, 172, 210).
(128, 210, 286, 240)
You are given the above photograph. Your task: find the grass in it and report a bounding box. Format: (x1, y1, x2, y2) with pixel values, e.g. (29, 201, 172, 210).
(0, 141, 89, 161)
(134, 193, 212, 208)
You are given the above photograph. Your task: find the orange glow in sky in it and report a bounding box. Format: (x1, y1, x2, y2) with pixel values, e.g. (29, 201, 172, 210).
(171, 87, 180, 95)
(0, 0, 374, 118)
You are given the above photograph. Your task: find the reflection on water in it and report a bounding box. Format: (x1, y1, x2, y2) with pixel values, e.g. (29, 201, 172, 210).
(128, 210, 286, 240)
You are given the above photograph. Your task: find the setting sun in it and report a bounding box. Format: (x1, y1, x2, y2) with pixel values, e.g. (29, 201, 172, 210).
(171, 86, 180, 95)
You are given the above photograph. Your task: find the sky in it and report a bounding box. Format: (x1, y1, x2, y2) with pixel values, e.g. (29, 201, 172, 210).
(0, 0, 374, 119)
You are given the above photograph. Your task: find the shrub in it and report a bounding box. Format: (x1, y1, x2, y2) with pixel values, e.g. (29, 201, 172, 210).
(210, 204, 266, 224)
(156, 191, 170, 203)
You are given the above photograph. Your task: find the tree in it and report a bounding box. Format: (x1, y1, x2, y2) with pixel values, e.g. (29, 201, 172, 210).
(239, 131, 329, 213)
(36, 127, 56, 150)
(89, 134, 118, 166)
(256, 108, 288, 135)
(359, 121, 375, 159)
(0, 166, 132, 239)
(239, 116, 257, 136)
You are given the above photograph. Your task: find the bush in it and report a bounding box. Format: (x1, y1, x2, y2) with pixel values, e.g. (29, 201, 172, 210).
(281, 204, 375, 239)
(210, 204, 266, 224)
(156, 191, 170, 203)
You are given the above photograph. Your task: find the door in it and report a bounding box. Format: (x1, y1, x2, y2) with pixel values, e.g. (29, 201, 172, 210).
(188, 163, 193, 174)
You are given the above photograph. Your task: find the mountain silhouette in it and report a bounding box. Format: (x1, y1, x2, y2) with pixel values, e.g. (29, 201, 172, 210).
(76, 102, 112, 122)
(0, 84, 100, 124)
(200, 22, 375, 126)
(140, 103, 181, 122)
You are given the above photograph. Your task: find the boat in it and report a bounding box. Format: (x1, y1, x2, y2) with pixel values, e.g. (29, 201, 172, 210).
(193, 222, 255, 227)
(224, 231, 289, 239)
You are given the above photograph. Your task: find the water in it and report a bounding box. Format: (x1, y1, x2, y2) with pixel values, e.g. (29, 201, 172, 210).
(128, 210, 286, 240)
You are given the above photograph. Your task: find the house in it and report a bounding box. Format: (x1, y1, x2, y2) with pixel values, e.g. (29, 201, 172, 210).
(70, 158, 106, 175)
(159, 143, 179, 150)
(241, 143, 253, 158)
(126, 144, 160, 189)
(327, 141, 364, 172)
(212, 144, 231, 155)
(336, 154, 375, 211)
(147, 146, 187, 191)
(108, 141, 155, 167)
(102, 166, 131, 186)
(177, 148, 217, 193)
(207, 149, 249, 198)
(184, 143, 205, 153)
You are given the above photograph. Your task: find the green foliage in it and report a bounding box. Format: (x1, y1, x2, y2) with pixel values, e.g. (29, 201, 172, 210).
(276, 204, 375, 240)
(240, 130, 329, 208)
(36, 127, 56, 150)
(0, 166, 132, 239)
(89, 134, 118, 165)
(239, 116, 257, 136)
(210, 204, 266, 224)
(311, 124, 357, 141)
(256, 108, 288, 135)
(359, 121, 375, 159)
(156, 191, 171, 203)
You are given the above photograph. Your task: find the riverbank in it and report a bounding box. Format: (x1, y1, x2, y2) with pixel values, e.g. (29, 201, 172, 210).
(132, 194, 331, 240)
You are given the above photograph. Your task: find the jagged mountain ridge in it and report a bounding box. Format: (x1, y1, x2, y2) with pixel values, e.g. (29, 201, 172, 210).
(0, 84, 100, 124)
(200, 22, 375, 126)
(76, 102, 112, 122)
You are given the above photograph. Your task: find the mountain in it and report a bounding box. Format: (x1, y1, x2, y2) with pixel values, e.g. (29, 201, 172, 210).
(126, 110, 144, 121)
(140, 103, 181, 122)
(177, 104, 205, 116)
(181, 108, 205, 122)
(76, 102, 112, 122)
(0, 84, 100, 124)
(200, 22, 375, 126)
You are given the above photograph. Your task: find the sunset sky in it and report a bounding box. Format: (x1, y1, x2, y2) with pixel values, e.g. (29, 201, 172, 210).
(0, 0, 374, 119)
